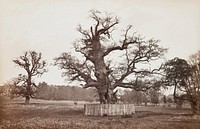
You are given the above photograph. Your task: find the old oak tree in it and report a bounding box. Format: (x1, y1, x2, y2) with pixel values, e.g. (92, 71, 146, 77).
(13, 51, 47, 104)
(54, 10, 167, 104)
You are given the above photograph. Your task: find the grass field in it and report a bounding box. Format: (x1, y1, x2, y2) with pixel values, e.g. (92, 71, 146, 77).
(1, 98, 200, 129)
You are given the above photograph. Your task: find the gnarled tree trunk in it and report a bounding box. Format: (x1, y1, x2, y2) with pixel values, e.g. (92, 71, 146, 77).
(91, 37, 111, 104)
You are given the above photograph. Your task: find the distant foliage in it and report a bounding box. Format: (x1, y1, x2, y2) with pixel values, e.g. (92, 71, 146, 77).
(167, 96, 173, 103)
(121, 88, 161, 106)
(149, 89, 160, 105)
(35, 82, 97, 101)
(121, 90, 149, 105)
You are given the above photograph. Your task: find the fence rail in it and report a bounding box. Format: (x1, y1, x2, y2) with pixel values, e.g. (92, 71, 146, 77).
(84, 104, 135, 116)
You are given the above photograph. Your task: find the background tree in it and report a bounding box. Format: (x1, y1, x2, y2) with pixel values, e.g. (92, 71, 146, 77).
(167, 96, 173, 104)
(121, 90, 148, 105)
(36, 82, 52, 100)
(13, 51, 47, 104)
(54, 10, 167, 104)
(3, 79, 18, 99)
(149, 89, 160, 105)
(163, 56, 200, 114)
(188, 51, 200, 113)
(166, 95, 173, 107)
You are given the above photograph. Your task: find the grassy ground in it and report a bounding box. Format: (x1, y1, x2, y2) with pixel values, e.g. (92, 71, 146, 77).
(1, 98, 200, 129)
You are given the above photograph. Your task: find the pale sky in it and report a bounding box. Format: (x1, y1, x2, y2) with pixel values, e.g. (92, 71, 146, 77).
(0, 0, 200, 86)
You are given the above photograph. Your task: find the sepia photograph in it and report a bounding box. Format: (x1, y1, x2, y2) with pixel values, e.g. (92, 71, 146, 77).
(0, 0, 200, 128)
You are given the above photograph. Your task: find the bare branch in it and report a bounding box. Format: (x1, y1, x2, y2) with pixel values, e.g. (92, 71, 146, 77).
(103, 26, 139, 57)
(54, 53, 97, 87)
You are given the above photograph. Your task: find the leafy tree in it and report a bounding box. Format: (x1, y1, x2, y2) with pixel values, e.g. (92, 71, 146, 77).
(149, 89, 160, 105)
(188, 51, 200, 113)
(163, 57, 200, 114)
(167, 96, 173, 104)
(13, 51, 47, 104)
(54, 10, 167, 104)
(36, 82, 50, 100)
(121, 90, 148, 105)
(3, 79, 17, 99)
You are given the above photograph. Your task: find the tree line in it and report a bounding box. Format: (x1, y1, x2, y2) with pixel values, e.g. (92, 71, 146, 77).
(121, 89, 168, 106)
(0, 82, 97, 102)
(0, 82, 165, 105)
(35, 82, 97, 101)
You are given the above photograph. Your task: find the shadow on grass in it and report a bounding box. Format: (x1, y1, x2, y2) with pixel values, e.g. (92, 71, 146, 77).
(135, 111, 193, 119)
(56, 109, 84, 116)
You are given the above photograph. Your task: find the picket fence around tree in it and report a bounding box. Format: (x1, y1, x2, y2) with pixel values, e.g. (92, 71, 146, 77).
(84, 104, 135, 116)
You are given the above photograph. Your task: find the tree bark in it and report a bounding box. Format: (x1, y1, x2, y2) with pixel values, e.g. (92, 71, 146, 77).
(98, 92, 106, 104)
(91, 39, 111, 103)
(97, 84, 110, 104)
(25, 75, 32, 104)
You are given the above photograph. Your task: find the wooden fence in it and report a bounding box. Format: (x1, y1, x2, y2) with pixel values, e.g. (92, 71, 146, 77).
(84, 104, 135, 116)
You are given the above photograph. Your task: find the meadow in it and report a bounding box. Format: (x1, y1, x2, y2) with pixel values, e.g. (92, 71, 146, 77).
(0, 98, 200, 129)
